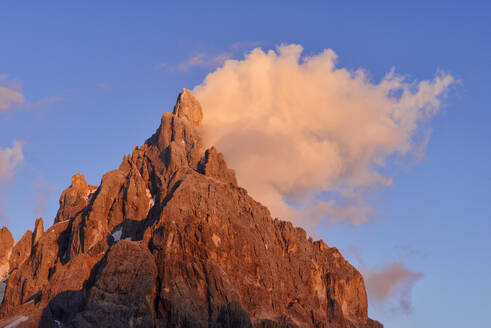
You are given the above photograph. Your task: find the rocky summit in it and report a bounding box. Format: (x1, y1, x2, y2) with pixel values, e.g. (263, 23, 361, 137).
(0, 89, 382, 328)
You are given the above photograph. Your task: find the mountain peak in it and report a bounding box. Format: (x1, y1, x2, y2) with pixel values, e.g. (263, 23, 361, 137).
(172, 88, 203, 126)
(71, 173, 88, 190)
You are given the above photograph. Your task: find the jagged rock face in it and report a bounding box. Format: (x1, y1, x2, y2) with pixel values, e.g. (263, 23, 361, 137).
(0, 89, 382, 328)
(173, 88, 203, 126)
(54, 173, 98, 224)
(0, 228, 13, 280)
(69, 240, 157, 327)
(0, 228, 14, 307)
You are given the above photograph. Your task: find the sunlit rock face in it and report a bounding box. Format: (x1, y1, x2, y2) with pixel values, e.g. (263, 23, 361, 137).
(0, 228, 13, 280)
(54, 173, 98, 224)
(0, 228, 14, 306)
(0, 89, 382, 328)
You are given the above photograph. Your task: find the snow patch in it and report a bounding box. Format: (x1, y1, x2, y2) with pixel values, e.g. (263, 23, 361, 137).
(85, 188, 97, 200)
(146, 189, 155, 208)
(0, 274, 9, 305)
(112, 228, 122, 242)
(5, 316, 29, 328)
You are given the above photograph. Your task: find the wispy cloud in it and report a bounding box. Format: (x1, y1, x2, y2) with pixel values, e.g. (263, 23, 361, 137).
(0, 75, 25, 111)
(0, 141, 24, 183)
(96, 82, 112, 90)
(0, 141, 24, 224)
(155, 62, 169, 70)
(175, 52, 232, 71)
(394, 245, 428, 259)
(31, 96, 63, 107)
(178, 53, 207, 70)
(362, 263, 423, 314)
(229, 41, 263, 51)
(32, 180, 56, 218)
(157, 41, 261, 72)
(0, 74, 62, 118)
(343, 245, 423, 314)
(344, 244, 367, 266)
(194, 44, 454, 226)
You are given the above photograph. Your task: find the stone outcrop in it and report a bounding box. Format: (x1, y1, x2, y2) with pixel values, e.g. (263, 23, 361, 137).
(54, 173, 98, 224)
(0, 228, 13, 279)
(0, 89, 382, 328)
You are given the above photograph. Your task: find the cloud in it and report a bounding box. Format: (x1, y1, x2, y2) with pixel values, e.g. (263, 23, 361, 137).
(194, 44, 454, 226)
(0, 141, 24, 183)
(0, 198, 5, 223)
(362, 263, 423, 313)
(155, 62, 169, 70)
(159, 41, 261, 72)
(343, 245, 366, 267)
(177, 52, 232, 71)
(96, 83, 112, 90)
(32, 181, 56, 218)
(394, 245, 428, 259)
(0, 76, 25, 111)
(229, 41, 263, 51)
(338, 243, 427, 315)
(343, 245, 423, 313)
(179, 53, 206, 70)
(0, 74, 59, 117)
(0, 141, 23, 223)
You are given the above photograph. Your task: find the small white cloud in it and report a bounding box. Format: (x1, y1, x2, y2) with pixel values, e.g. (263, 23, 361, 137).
(0, 141, 24, 183)
(0, 85, 25, 111)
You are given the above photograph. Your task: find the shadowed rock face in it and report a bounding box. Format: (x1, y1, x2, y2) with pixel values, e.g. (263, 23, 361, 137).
(0, 89, 382, 328)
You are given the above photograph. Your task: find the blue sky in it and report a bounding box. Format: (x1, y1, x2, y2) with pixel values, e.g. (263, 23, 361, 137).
(1, 1, 490, 327)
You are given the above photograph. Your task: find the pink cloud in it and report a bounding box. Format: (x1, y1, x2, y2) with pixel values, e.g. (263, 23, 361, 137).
(0, 76, 25, 111)
(32, 181, 56, 218)
(362, 263, 423, 313)
(194, 44, 454, 226)
(0, 141, 24, 183)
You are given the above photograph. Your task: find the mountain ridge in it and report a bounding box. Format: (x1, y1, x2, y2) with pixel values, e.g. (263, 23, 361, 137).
(0, 89, 382, 328)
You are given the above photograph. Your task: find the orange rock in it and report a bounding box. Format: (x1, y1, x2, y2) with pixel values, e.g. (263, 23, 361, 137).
(0, 89, 382, 328)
